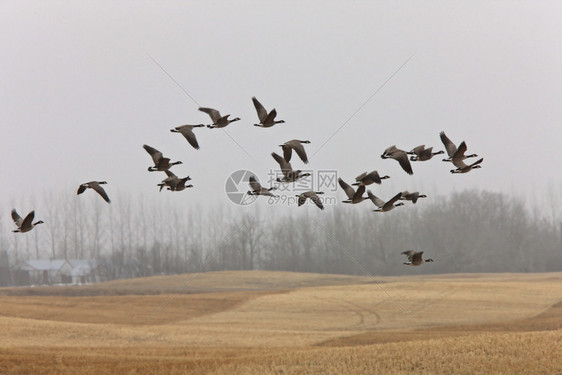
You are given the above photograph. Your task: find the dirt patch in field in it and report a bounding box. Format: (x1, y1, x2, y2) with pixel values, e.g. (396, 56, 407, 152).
(0, 290, 287, 325)
(319, 300, 562, 346)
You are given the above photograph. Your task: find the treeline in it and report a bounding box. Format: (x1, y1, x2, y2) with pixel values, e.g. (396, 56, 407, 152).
(0, 189, 560, 284)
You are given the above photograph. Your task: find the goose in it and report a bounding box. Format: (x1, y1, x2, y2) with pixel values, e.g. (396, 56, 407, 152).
(77, 181, 111, 203)
(338, 178, 369, 204)
(402, 250, 433, 266)
(352, 171, 390, 186)
(399, 191, 427, 204)
(158, 170, 193, 191)
(368, 191, 404, 212)
(247, 175, 277, 197)
(199, 107, 240, 128)
(296, 191, 324, 210)
(170, 124, 205, 150)
(280, 139, 310, 164)
(439, 132, 478, 163)
(11, 209, 44, 233)
(271, 152, 311, 183)
(143, 144, 182, 172)
(408, 145, 445, 161)
(381, 145, 413, 175)
(252, 97, 285, 127)
(451, 157, 484, 174)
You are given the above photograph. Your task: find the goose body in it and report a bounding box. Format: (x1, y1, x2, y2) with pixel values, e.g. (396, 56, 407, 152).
(451, 157, 484, 174)
(399, 191, 427, 204)
(338, 178, 369, 203)
(381, 145, 413, 175)
(280, 139, 310, 164)
(402, 250, 433, 266)
(199, 107, 240, 128)
(143, 144, 182, 172)
(440, 132, 478, 163)
(352, 170, 389, 186)
(252, 97, 285, 127)
(296, 191, 324, 210)
(11, 209, 44, 233)
(271, 152, 310, 183)
(408, 145, 444, 161)
(247, 175, 277, 197)
(77, 181, 111, 203)
(171, 124, 205, 150)
(158, 170, 193, 191)
(368, 191, 404, 212)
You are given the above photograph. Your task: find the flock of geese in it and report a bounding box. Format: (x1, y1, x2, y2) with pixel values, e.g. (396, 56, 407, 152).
(10, 96, 483, 268)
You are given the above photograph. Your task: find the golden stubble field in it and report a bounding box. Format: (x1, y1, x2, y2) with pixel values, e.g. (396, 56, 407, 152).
(0, 271, 561, 374)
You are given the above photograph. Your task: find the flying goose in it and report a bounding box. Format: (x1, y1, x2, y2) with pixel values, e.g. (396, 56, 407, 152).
(352, 170, 390, 186)
(296, 191, 324, 210)
(271, 152, 311, 183)
(402, 250, 434, 266)
(252, 97, 285, 127)
(280, 139, 310, 164)
(158, 170, 193, 191)
(11, 209, 44, 233)
(451, 157, 484, 174)
(439, 132, 478, 163)
(408, 145, 445, 161)
(247, 175, 277, 197)
(143, 144, 182, 172)
(381, 145, 413, 175)
(170, 124, 205, 150)
(199, 107, 240, 128)
(338, 178, 369, 204)
(77, 181, 111, 203)
(368, 191, 404, 212)
(399, 191, 427, 204)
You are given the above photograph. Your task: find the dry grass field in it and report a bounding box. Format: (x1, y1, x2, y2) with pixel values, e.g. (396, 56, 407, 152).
(0, 271, 560, 374)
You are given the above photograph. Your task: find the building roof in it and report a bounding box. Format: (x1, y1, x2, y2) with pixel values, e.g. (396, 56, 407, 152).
(17, 259, 98, 274)
(18, 259, 70, 272)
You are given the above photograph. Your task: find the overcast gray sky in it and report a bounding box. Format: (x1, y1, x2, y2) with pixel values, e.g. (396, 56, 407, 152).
(2, 1, 561, 217)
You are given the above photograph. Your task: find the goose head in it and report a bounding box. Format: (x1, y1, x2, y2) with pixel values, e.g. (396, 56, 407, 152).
(419, 194, 428, 198)
(171, 161, 183, 166)
(381, 175, 390, 180)
(185, 184, 194, 188)
(425, 258, 434, 262)
(394, 202, 405, 207)
(472, 165, 482, 169)
(315, 191, 324, 195)
(433, 150, 445, 155)
(34, 220, 45, 226)
(99, 181, 108, 185)
(231, 117, 241, 122)
(466, 153, 478, 158)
